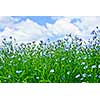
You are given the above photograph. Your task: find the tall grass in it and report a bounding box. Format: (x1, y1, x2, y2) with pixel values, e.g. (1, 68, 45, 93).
(0, 27, 100, 83)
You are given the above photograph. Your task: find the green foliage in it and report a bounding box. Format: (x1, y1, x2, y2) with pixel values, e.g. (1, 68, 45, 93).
(0, 33, 100, 83)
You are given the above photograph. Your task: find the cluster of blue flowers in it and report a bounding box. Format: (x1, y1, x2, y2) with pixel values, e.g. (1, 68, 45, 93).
(0, 26, 99, 83)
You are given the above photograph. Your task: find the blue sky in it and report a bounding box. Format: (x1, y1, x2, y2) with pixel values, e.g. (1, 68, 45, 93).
(0, 16, 100, 44)
(11, 16, 56, 25)
(0, 16, 57, 32)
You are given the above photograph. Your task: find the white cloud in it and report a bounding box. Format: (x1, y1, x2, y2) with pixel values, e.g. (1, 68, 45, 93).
(0, 16, 20, 30)
(0, 16, 100, 45)
(52, 16, 100, 42)
(71, 16, 100, 32)
(69, 16, 100, 40)
(46, 18, 81, 36)
(0, 18, 49, 44)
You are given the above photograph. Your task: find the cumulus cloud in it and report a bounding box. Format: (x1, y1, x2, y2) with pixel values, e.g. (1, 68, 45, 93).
(0, 16, 21, 30)
(0, 16, 100, 45)
(69, 16, 100, 40)
(0, 18, 48, 44)
(51, 16, 100, 40)
(70, 16, 100, 32)
(46, 18, 81, 35)
(0, 17, 82, 43)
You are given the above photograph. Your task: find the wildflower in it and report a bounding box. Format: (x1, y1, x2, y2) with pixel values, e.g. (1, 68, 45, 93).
(47, 39, 50, 42)
(81, 62, 85, 65)
(91, 65, 96, 69)
(2, 41, 6, 46)
(62, 76, 65, 80)
(83, 66, 88, 69)
(68, 33, 72, 37)
(44, 42, 46, 45)
(64, 38, 68, 41)
(82, 73, 87, 77)
(50, 69, 54, 73)
(88, 41, 92, 44)
(95, 41, 99, 45)
(57, 40, 61, 43)
(98, 64, 100, 68)
(75, 36, 79, 40)
(98, 75, 100, 78)
(32, 41, 35, 44)
(10, 55, 15, 59)
(40, 40, 43, 44)
(67, 71, 70, 75)
(75, 74, 80, 78)
(3, 38, 6, 41)
(80, 77, 84, 80)
(18, 58, 21, 61)
(47, 53, 52, 57)
(90, 30, 95, 34)
(88, 74, 92, 77)
(96, 26, 98, 29)
(93, 36, 97, 40)
(98, 29, 100, 33)
(0, 66, 3, 69)
(9, 36, 12, 39)
(8, 75, 11, 78)
(78, 57, 81, 60)
(36, 76, 39, 80)
(16, 70, 22, 74)
(76, 51, 79, 54)
(79, 38, 82, 41)
(0, 47, 2, 51)
(61, 57, 65, 61)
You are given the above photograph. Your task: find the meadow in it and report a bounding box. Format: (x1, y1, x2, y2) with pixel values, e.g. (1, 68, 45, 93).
(0, 27, 100, 83)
